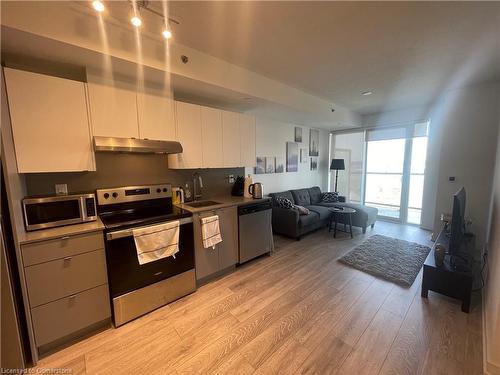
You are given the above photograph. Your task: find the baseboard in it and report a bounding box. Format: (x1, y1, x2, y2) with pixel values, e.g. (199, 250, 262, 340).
(482, 289, 500, 375)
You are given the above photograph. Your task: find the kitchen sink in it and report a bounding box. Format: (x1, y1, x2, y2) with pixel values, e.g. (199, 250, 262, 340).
(184, 200, 222, 208)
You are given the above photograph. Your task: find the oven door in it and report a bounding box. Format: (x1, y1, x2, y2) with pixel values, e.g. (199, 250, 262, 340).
(104, 217, 194, 299)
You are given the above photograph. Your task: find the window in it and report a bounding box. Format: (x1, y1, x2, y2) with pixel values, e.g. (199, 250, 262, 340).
(331, 121, 429, 225)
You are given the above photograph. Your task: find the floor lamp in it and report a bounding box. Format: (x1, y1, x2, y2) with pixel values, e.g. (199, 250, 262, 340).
(330, 159, 345, 193)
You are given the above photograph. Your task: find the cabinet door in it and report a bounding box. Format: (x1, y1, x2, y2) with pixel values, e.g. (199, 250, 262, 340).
(201, 106, 223, 168)
(137, 92, 175, 141)
(222, 110, 241, 167)
(239, 114, 256, 167)
(193, 212, 220, 280)
(217, 207, 238, 270)
(4, 68, 95, 173)
(87, 83, 139, 138)
(168, 101, 203, 169)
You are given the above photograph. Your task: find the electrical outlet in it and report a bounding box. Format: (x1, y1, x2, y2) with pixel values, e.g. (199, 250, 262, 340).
(55, 184, 68, 195)
(228, 175, 235, 184)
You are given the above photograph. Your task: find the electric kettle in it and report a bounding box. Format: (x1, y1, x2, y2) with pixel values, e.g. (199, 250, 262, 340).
(248, 183, 264, 199)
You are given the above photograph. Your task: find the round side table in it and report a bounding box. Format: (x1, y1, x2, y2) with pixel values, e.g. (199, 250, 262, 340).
(328, 207, 356, 238)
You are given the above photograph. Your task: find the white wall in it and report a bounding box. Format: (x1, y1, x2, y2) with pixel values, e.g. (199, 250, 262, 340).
(485, 108, 500, 374)
(247, 117, 330, 194)
(430, 82, 499, 249)
(362, 82, 500, 243)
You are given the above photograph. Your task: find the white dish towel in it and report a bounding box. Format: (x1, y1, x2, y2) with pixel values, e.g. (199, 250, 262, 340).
(201, 215, 223, 249)
(133, 221, 180, 265)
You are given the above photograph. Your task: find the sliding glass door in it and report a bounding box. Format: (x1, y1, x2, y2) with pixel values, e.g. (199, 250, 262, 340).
(407, 135, 428, 224)
(364, 138, 406, 220)
(332, 122, 429, 225)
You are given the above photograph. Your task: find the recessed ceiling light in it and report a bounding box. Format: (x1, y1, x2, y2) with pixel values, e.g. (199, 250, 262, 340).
(362, 91, 373, 96)
(131, 16, 142, 27)
(92, 0, 105, 12)
(162, 29, 172, 39)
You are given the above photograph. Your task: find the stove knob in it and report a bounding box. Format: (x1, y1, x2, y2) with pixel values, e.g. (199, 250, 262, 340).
(103, 193, 109, 199)
(112, 192, 118, 198)
(156, 188, 161, 193)
(163, 188, 168, 192)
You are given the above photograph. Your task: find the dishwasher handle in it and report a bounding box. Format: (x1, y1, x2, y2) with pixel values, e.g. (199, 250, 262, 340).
(238, 201, 272, 215)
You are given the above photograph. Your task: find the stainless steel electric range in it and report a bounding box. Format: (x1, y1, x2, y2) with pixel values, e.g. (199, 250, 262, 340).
(96, 184, 195, 327)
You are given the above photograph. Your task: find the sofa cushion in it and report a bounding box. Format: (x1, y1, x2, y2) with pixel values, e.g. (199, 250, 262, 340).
(269, 190, 295, 206)
(294, 205, 310, 215)
(306, 205, 332, 220)
(275, 197, 294, 209)
(308, 187, 323, 204)
(321, 192, 339, 203)
(298, 211, 319, 227)
(291, 189, 311, 206)
(339, 203, 378, 221)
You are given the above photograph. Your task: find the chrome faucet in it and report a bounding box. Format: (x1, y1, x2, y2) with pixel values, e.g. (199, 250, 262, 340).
(193, 172, 203, 201)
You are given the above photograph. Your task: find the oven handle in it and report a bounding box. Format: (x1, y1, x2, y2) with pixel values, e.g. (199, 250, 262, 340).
(106, 217, 193, 241)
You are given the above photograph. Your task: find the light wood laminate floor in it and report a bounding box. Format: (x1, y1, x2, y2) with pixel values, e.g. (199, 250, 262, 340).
(35, 221, 483, 374)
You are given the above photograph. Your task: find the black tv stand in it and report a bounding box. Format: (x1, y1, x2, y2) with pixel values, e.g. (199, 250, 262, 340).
(421, 228, 474, 313)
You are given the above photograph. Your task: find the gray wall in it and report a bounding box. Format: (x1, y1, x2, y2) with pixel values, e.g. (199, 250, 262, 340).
(485, 103, 500, 373)
(24, 153, 243, 198)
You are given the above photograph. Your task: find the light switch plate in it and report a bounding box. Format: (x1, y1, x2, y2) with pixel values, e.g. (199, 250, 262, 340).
(55, 184, 68, 195)
(228, 175, 235, 184)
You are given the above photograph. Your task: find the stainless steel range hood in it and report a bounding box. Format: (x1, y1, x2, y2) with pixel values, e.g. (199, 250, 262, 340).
(94, 136, 183, 154)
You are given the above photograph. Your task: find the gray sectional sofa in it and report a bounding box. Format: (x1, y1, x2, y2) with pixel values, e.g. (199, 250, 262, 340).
(269, 186, 378, 240)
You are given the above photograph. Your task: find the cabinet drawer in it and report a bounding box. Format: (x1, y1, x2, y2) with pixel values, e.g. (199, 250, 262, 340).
(22, 231, 104, 266)
(31, 284, 110, 347)
(25, 249, 107, 307)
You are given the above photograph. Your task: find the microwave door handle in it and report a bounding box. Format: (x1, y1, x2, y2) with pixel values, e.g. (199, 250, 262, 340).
(80, 196, 87, 221)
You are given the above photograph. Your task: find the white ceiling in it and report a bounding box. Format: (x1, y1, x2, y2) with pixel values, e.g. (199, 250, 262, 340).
(163, 1, 500, 115)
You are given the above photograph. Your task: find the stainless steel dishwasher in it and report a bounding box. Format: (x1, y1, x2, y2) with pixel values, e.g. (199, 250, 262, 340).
(238, 200, 273, 264)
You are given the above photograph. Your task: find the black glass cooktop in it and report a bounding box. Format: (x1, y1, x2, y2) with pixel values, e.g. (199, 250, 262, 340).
(99, 202, 192, 230)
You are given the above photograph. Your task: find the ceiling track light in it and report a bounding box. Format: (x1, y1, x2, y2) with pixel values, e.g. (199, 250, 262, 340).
(131, 15, 142, 27)
(92, 0, 105, 12)
(130, 0, 178, 38)
(162, 29, 172, 39)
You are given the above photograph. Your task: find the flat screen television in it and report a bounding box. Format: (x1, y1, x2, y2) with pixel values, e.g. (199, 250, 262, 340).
(449, 187, 466, 255)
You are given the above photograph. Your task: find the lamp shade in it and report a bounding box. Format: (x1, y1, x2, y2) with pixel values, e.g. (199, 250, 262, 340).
(330, 158, 345, 170)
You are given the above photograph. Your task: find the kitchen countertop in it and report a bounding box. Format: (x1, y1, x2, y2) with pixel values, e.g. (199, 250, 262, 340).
(175, 196, 271, 213)
(18, 217, 105, 245)
(18, 196, 271, 243)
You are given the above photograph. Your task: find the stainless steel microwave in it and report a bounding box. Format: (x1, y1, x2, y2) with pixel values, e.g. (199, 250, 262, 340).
(22, 193, 97, 231)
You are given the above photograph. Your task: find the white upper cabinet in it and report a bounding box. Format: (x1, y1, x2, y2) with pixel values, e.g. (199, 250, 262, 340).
(168, 101, 203, 169)
(4, 68, 95, 173)
(239, 114, 256, 167)
(137, 92, 175, 141)
(222, 110, 241, 167)
(168, 101, 256, 169)
(87, 83, 139, 138)
(201, 106, 223, 168)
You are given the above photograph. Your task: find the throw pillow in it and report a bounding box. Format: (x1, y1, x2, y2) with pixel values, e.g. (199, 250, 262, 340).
(294, 205, 310, 215)
(275, 197, 295, 209)
(321, 192, 339, 203)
